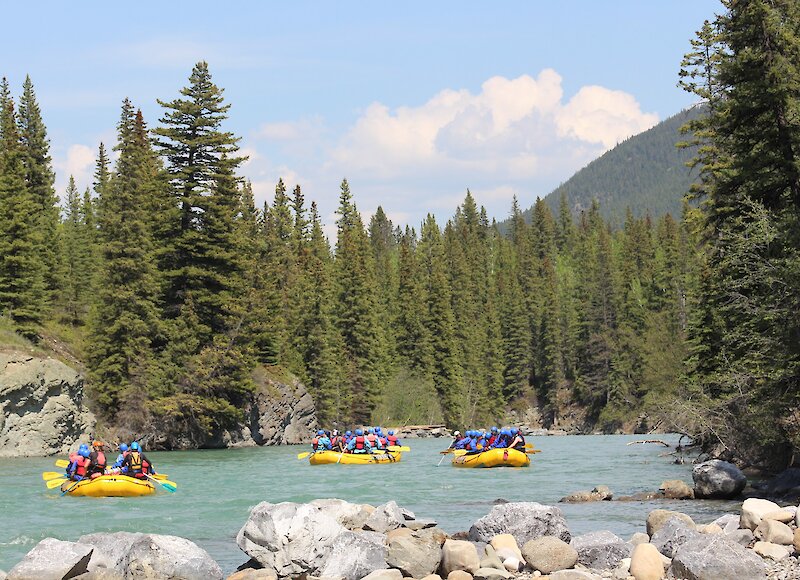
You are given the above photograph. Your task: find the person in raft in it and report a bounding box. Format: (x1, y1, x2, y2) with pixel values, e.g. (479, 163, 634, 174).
(68, 445, 92, 481)
(311, 430, 332, 451)
(508, 427, 526, 451)
(347, 428, 372, 454)
(111, 443, 130, 474)
(88, 440, 107, 477)
(386, 429, 400, 447)
(123, 442, 155, 479)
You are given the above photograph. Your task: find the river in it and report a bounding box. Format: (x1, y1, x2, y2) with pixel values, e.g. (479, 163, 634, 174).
(0, 434, 741, 574)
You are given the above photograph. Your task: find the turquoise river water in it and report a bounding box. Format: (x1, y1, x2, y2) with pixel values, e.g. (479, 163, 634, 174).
(0, 434, 741, 574)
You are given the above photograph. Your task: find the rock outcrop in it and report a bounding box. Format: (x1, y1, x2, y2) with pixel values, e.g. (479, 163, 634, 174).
(0, 352, 95, 457)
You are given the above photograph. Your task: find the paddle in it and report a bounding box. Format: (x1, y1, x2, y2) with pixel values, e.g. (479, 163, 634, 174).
(145, 473, 176, 493)
(336, 452, 344, 464)
(54, 459, 69, 469)
(42, 471, 65, 481)
(61, 479, 82, 496)
(386, 445, 410, 452)
(296, 451, 311, 460)
(46, 478, 68, 489)
(525, 449, 542, 454)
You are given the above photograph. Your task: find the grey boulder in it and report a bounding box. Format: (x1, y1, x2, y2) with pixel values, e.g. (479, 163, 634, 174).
(387, 530, 443, 578)
(569, 530, 631, 571)
(645, 509, 694, 537)
(78, 532, 146, 573)
(692, 459, 746, 499)
(650, 517, 701, 558)
(7, 538, 93, 580)
(122, 534, 222, 580)
(668, 534, 766, 580)
(521, 536, 578, 573)
(319, 531, 387, 580)
(468, 502, 570, 545)
(363, 501, 406, 533)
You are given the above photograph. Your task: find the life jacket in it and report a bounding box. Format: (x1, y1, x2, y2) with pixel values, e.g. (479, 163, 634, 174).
(74, 456, 90, 478)
(366, 434, 377, 445)
(387, 435, 398, 446)
(129, 451, 143, 474)
(379, 437, 387, 447)
(354, 435, 366, 451)
(312, 437, 319, 451)
(513, 434, 526, 450)
(92, 450, 106, 471)
(487, 435, 497, 446)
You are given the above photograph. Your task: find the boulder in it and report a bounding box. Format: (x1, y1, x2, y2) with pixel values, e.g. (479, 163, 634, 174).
(386, 528, 413, 543)
(696, 524, 723, 535)
(752, 541, 791, 561)
(795, 528, 800, 553)
(364, 501, 407, 533)
(760, 467, 800, 498)
(387, 531, 442, 578)
(319, 531, 387, 580)
(421, 575, 443, 580)
(560, 485, 613, 503)
(488, 534, 522, 561)
(7, 538, 93, 580)
(0, 353, 95, 457)
(668, 534, 766, 580)
(521, 536, 577, 573)
(472, 568, 512, 580)
(761, 509, 794, 524)
(359, 570, 403, 580)
(710, 513, 740, 534)
(629, 543, 664, 580)
(726, 528, 755, 547)
(468, 502, 570, 545)
(310, 499, 374, 530)
(237, 501, 344, 577)
(740, 498, 781, 531)
(645, 510, 695, 537)
(446, 572, 473, 580)
(659, 480, 694, 500)
(479, 545, 504, 571)
(650, 517, 701, 558)
(406, 518, 438, 531)
(570, 530, 631, 571)
(629, 532, 650, 546)
(78, 532, 146, 572)
(692, 459, 747, 499)
(73, 570, 126, 580)
(441, 540, 480, 575)
(226, 570, 277, 580)
(122, 533, 223, 580)
(754, 519, 793, 545)
(501, 557, 520, 573)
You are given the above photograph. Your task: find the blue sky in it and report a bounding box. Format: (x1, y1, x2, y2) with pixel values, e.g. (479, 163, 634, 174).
(1, 1, 722, 231)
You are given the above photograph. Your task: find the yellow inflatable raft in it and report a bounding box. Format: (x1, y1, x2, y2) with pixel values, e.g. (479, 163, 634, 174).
(309, 450, 402, 465)
(60, 475, 156, 497)
(451, 447, 530, 468)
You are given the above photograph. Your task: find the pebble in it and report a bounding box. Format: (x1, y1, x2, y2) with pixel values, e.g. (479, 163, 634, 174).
(767, 555, 800, 580)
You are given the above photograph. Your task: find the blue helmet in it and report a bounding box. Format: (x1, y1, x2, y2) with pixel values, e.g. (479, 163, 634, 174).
(120, 443, 128, 452)
(491, 426, 499, 433)
(317, 430, 324, 436)
(345, 430, 352, 437)
(388, 430, 394, 435)
(501, 429, 510, 436)
(79, 443, 89, 453)
(131, 442, 140, 451)
(367, 427, 374, 434)
(355, 428, 363, 436)
(511, 427, 519, 435)
(79, 448, 90, 458)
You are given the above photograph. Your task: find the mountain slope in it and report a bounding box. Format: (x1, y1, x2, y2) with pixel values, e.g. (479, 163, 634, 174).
(531, 106, 703, 225)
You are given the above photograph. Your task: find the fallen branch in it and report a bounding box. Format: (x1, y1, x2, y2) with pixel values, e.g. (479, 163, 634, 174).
(626, 439, 670, 447)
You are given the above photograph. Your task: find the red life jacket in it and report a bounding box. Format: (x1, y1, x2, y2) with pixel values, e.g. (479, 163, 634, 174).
(366, 434, 377, 445)
(387, 435, 398, 446)
(312, 437, 319, 451)
(354, 435, 366, 450)
(74, 456, 90, 478)
(94, 450, 106, 470)
(487, 435, 497, 446)
(379, 437, 387, 446)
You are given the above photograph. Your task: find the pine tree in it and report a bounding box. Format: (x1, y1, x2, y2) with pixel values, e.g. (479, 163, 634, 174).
(0, 78, 45, 338)
(60, 176, 87, 324)
(18, 75, 61, 304)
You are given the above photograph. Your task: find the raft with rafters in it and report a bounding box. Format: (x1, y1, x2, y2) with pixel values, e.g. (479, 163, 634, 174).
(309, 450, 402, 465)
(60, 474, 156, 497)
(451, 447, 530, 468)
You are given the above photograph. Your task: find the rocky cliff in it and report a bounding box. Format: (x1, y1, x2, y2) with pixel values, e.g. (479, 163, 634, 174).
(0, 352, 95, 457)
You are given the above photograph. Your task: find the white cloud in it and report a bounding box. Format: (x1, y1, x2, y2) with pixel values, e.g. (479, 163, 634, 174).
(54, 144, 96, 201)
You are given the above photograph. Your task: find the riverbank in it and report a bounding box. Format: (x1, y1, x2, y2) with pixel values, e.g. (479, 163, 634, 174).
(4, 496, 799, 579)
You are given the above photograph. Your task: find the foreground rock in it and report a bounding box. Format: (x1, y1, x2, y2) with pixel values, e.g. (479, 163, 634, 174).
(7, 538, 93, 580)
(629, 543, 665, 580)
(570, 531, 631, 571)
(692, 459, 746, 499)
(741, 498, 782, 531)
(521, 536, 577, 573)
(469, 502, 571, 545)
(645, 509, 695, 537)
(0, 352, 95, 457)
(668, 534, 767, 579)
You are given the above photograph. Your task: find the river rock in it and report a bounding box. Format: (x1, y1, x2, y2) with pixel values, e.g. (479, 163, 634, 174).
(387, 530, 442, 578)
(472, 567, 512, 580)
(668, 534, 766, 580)
(761, 509, 794, 524)
(659, 480, 694, 500)
(710, 513, 740, 534)
(421, 575, 442, 580)
(446, 572, 472, 580)
(73, 570, 126, 580)
(441, 539, 480, 575)
(0, 353, 95, 457)
(406, 518, 438, 530)
(696, 524, 723, 535)
(521, 536, 577, 573)
(468, 502, 570, 545)
(226, 570, 277, 580)
(754, 519, 793, 545)
(359, 570, 403, 580)
(650, 517, 701, 558)
(7, 538, 94, 580)
(629, 543, 664, 580)
(319, 531, 387, 580)
(692, 459, 747, 499)
(479, 545, 504, 571)
(726, 528, 755, 547)
(488, 534, 522, 561)
(760, 467, 800, 498)
(753, 541, 791, 561)
(502, 557, 521, 573)
(741, 498, 781, 531)
(364, 500, 406, 533)
(237, 501, 345, 577)
(629, 532, 650, 546)
(122, 533, 223, 580)
(548, 570, 603, 580)
(310, 499, 374, 530)
(570, 530, 631, 571)
(560, 485, 613, 503)
(645, 509, 695, 537)
(78, 532, 147, 572)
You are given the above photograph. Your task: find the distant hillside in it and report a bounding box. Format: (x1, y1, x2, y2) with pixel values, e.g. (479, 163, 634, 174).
(529, 106, 704, 225)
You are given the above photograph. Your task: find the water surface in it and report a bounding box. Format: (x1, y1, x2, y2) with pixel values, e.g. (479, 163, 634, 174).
(0, 434, 739, 573)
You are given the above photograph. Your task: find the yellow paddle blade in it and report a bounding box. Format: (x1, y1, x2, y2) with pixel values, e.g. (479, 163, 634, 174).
(42, 471, 64, 481)
(159, 480, 178, 489)
(525, 443, 534, 448)
(525, 449, 542, 454)
(151, 474, 170, 480)
(54, 459, 70, 468)
(297, 452, 311, 460)
(46, 478, 67, 489)
(386, 445, 410, 452)
(439, 449, 454, 454)
(451, 449, 468, 457)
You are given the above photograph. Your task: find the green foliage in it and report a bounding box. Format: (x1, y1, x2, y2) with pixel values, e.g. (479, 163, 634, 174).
(372, 367, 444, 426)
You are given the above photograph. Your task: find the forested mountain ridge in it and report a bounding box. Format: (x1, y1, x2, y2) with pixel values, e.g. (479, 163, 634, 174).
(528, 106, 704, 225)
